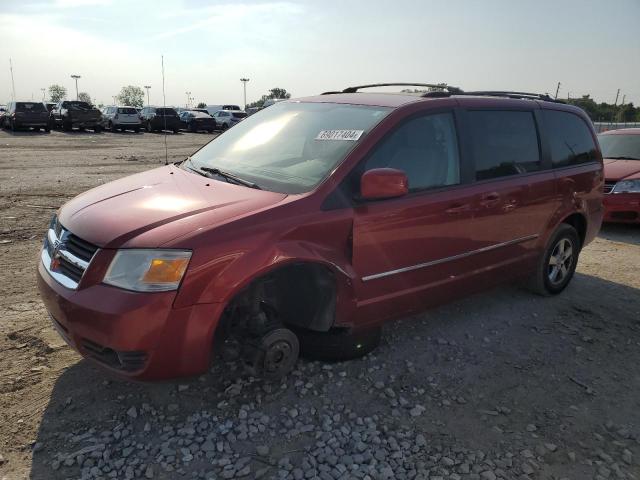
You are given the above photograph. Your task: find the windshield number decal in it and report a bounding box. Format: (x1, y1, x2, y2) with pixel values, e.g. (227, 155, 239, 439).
(315, 130, 364, 141)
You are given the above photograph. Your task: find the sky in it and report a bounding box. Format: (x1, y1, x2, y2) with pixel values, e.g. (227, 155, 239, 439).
(0, 0, 639, 107)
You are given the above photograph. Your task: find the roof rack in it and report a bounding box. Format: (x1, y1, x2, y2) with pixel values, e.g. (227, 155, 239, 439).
(460, 91, 564, 103)
(320, 85, 565, 103)
(322, 83, 464, 95)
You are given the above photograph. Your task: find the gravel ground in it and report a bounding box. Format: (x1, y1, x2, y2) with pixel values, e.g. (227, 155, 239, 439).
(1, 129, 639, 480)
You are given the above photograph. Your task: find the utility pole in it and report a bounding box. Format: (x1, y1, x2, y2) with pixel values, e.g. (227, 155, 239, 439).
(144, 85, 151, 106)
(240, 78, 250, 109)
(9, 58, 16, 101)
(112, 95, 117, 105)
(185, 91, 191, 108)
(41, 88, 46, 101)
(70, 74, 81, 100)
(554, 82, 561, 99)
(621, 94, 626, 105)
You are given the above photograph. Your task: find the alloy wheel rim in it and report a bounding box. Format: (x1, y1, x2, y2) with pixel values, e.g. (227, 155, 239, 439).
(548, 237, 574, 285)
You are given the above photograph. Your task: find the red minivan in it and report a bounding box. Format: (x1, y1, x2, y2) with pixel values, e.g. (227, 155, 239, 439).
(37, 84, 604, 380)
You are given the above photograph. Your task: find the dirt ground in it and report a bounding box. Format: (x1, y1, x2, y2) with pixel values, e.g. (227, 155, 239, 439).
(0, 129, 639, 480)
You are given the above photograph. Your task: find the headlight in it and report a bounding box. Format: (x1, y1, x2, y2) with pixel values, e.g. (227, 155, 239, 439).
(103, 249, 191, 292)
(612, 179, 640, 194)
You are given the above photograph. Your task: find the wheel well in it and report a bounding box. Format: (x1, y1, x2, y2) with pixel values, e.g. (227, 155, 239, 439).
(222, 262, 337, 334)
(561, 213, 587, 247)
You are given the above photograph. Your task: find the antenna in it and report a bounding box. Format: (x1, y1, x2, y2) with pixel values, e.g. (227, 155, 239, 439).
(9, 58, 16, 101)
(161, 55, 168, 166)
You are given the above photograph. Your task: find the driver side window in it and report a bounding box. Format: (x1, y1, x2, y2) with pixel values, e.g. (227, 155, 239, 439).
(363, 112, 460, 191)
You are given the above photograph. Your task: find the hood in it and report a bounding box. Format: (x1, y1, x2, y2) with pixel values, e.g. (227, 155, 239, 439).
(58, 164, 287, 248)
(604, 159, 640, 181)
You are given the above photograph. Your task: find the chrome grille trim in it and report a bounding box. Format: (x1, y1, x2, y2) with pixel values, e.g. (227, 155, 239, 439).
(41, 218, 98, 290)
(604, 182, 616, 194)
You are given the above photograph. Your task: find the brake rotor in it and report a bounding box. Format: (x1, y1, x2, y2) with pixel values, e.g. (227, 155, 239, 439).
(254, 328, 300, 380)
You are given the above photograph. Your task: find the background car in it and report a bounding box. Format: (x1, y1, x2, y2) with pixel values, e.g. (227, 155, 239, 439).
(139, 106, 180, 133)
(211, 109, 247, 130)
(204, 104, 240, 116)
(3, 101, 51, 132)
(50, 100, 102, 132)
(101, 106, 142, 133)
(179, 110, 216, 133)
(599, 128, 640, 223)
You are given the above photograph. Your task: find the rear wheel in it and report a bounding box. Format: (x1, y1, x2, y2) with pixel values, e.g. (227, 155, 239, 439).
(134, 126, 140, 133)
(146, 121, 152, 133)
(173, 128, 179, 134)
(62, 119, 72, 131)
(93, 125, 102, 133)
(526, 224, 580, 296)
(221, 122, 229, 131)
(110, 122, 117, 132)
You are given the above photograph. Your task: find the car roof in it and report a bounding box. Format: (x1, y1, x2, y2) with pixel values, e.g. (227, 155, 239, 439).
(291, 92, 581, 112)
(599, 128, 640, 136)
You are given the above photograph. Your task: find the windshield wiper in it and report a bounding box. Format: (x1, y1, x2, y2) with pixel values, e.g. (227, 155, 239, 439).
(606, 156, 640, 161)
(200, 167, 262, 190)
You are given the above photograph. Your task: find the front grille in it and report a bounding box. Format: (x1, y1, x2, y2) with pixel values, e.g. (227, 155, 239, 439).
(42, 216, 99, 289)
(81, 339, 147, 372)
(604, 182, 616, 194)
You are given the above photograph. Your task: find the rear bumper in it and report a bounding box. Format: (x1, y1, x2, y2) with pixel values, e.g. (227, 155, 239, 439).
(37, 258, 224, 380)
(603, 193, 640, 223)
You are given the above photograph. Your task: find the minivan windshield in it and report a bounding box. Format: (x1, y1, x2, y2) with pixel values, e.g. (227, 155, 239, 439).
(598, 133, 640, 160)
(186, 102, 391, 194)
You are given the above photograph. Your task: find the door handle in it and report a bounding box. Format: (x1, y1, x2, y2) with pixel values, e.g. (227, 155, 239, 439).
(445, 203, 471, 215)
(479, 192, 501, 207)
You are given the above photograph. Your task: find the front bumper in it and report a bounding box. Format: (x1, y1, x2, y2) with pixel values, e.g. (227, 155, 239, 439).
(603, 193, 640, 223)
(37, 257, 223, 380)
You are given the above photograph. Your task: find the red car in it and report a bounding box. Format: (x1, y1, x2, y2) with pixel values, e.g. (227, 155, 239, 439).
(37, 84, 604, 380)
(598, 128, 640, 223)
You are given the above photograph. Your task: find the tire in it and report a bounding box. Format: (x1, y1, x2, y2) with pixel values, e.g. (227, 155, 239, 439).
(173, 128, 179, 134)
(78, 126, 86, 132)
(134, 127, 140, 134)
(207, 129, 213, 134)
(10, 119, 16, 132)
(93, 125, 102, 133)
(221, 123, 229, 131)
(293, 326, 382, 362)
(45, 125, 51, 133)
(189, 122, 197, 133)
(62, 119, 72, 131)
(525, 224, 580, 296)
(110, 122, 117, 133)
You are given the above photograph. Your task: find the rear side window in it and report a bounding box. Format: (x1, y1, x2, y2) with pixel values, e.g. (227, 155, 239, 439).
(469, 111, 541, 180)
(16, 102, 46, 112)
(543, 110, 598, 167)
(364, 112, 460, 191)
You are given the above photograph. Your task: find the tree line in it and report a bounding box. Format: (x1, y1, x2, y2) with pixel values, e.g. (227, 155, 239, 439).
(566, 95, 639, 123)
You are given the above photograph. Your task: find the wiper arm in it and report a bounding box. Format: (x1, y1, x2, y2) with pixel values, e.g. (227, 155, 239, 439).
(200, 167, 262, 189)
(606, 156, 640, 160)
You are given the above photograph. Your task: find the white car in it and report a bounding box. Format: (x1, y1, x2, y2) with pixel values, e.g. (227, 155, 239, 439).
(204, 104, 241, 116)
(101, 106, 142, 133)
(211, 110, 248, 130)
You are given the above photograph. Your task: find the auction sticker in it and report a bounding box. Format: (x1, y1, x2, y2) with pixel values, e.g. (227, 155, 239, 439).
(315, 129, 364, 141)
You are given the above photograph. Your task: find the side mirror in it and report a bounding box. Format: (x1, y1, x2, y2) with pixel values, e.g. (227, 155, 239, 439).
(360, 168, 409, 200)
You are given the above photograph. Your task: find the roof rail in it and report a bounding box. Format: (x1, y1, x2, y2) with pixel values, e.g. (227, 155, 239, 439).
(460, 91, 564, 103)
(321, 83, 464, 95)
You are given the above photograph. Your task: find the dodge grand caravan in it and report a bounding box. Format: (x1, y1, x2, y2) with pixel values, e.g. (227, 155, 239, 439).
(37, 83, 603, 380)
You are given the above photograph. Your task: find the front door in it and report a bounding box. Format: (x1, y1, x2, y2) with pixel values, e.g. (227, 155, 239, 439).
(351, 111, 477, 323)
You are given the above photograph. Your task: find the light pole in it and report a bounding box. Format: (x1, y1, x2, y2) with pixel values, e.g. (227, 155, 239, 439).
(144, 85, 151, 106)
(240, 78, 250, 109)
(185, 91, 191, 108)
(70, 74, 81, 100)
(112, 95, 117, 105)
(554, 82, 561, 99)
(41, 88, 46, 101)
